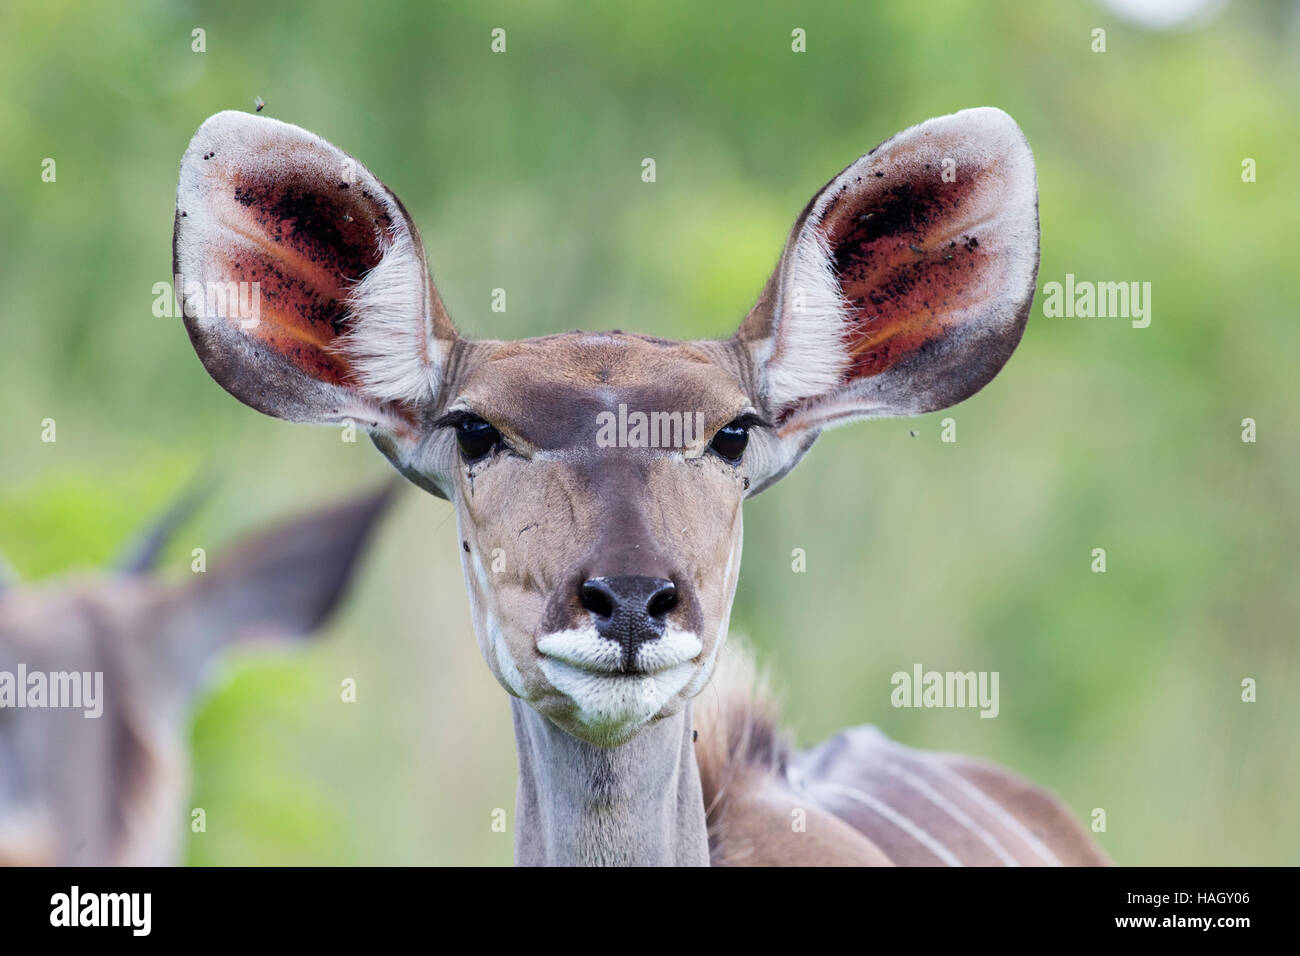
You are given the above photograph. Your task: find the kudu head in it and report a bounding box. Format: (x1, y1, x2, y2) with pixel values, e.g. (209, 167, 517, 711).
(0, 487, 392, 864)
(173, 108, 1037, 747)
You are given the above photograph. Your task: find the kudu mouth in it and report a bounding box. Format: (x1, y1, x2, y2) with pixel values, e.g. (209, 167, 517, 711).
(526, 563, 713, 746)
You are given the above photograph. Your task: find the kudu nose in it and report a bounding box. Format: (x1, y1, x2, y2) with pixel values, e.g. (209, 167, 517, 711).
(579, 575, 678, 669)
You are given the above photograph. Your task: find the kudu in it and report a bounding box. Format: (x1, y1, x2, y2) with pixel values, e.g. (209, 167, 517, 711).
(0, 486, 391, 865)
(172, 107, 1106, 865)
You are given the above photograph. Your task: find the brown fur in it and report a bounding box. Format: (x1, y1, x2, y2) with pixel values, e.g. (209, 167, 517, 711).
(694, 646, 786, 855)
(695, 649, 1107, 867)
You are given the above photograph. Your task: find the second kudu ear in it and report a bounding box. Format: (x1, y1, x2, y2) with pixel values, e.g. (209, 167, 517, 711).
(736, 107, 1038, 440)
(164, 482, 397, 658)
(173, 111, 458, 449)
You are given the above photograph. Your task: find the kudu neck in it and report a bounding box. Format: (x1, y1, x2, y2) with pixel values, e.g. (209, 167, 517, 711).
(510, 699, 710, 866)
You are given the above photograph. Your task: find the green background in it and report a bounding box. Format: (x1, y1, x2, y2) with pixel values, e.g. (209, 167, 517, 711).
(1, 0, 1296, 865)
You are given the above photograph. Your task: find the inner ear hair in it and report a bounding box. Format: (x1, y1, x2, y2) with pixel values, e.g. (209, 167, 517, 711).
(736, 107, 1039, 431)
(173, 110, 459, 445)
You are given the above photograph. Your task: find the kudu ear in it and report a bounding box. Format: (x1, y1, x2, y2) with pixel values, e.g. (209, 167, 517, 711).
(164, 483, 396, 655)
(173, 111, 458, 452)
(116, 474, 216, 575)
(735, 108, 1038, 479)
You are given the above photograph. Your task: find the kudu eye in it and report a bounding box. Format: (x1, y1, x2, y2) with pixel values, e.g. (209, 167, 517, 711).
(710, 420, 750, 462)
(454, 416, 500, 461)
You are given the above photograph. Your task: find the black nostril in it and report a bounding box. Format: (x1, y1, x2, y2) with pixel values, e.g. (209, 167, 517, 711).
(646, 581, 677, 619)
(580, 576, 678, 632)
(580, 580, 615, 618)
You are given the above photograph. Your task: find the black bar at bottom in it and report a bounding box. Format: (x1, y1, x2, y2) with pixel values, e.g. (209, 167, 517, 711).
(0, 865, 1278, 941)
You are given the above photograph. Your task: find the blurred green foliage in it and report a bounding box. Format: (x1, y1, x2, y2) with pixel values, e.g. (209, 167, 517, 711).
(1, 0, 1296, 865)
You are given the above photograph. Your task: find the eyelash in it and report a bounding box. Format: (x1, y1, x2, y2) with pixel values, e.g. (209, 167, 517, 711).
(434, 412, 502, 463)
